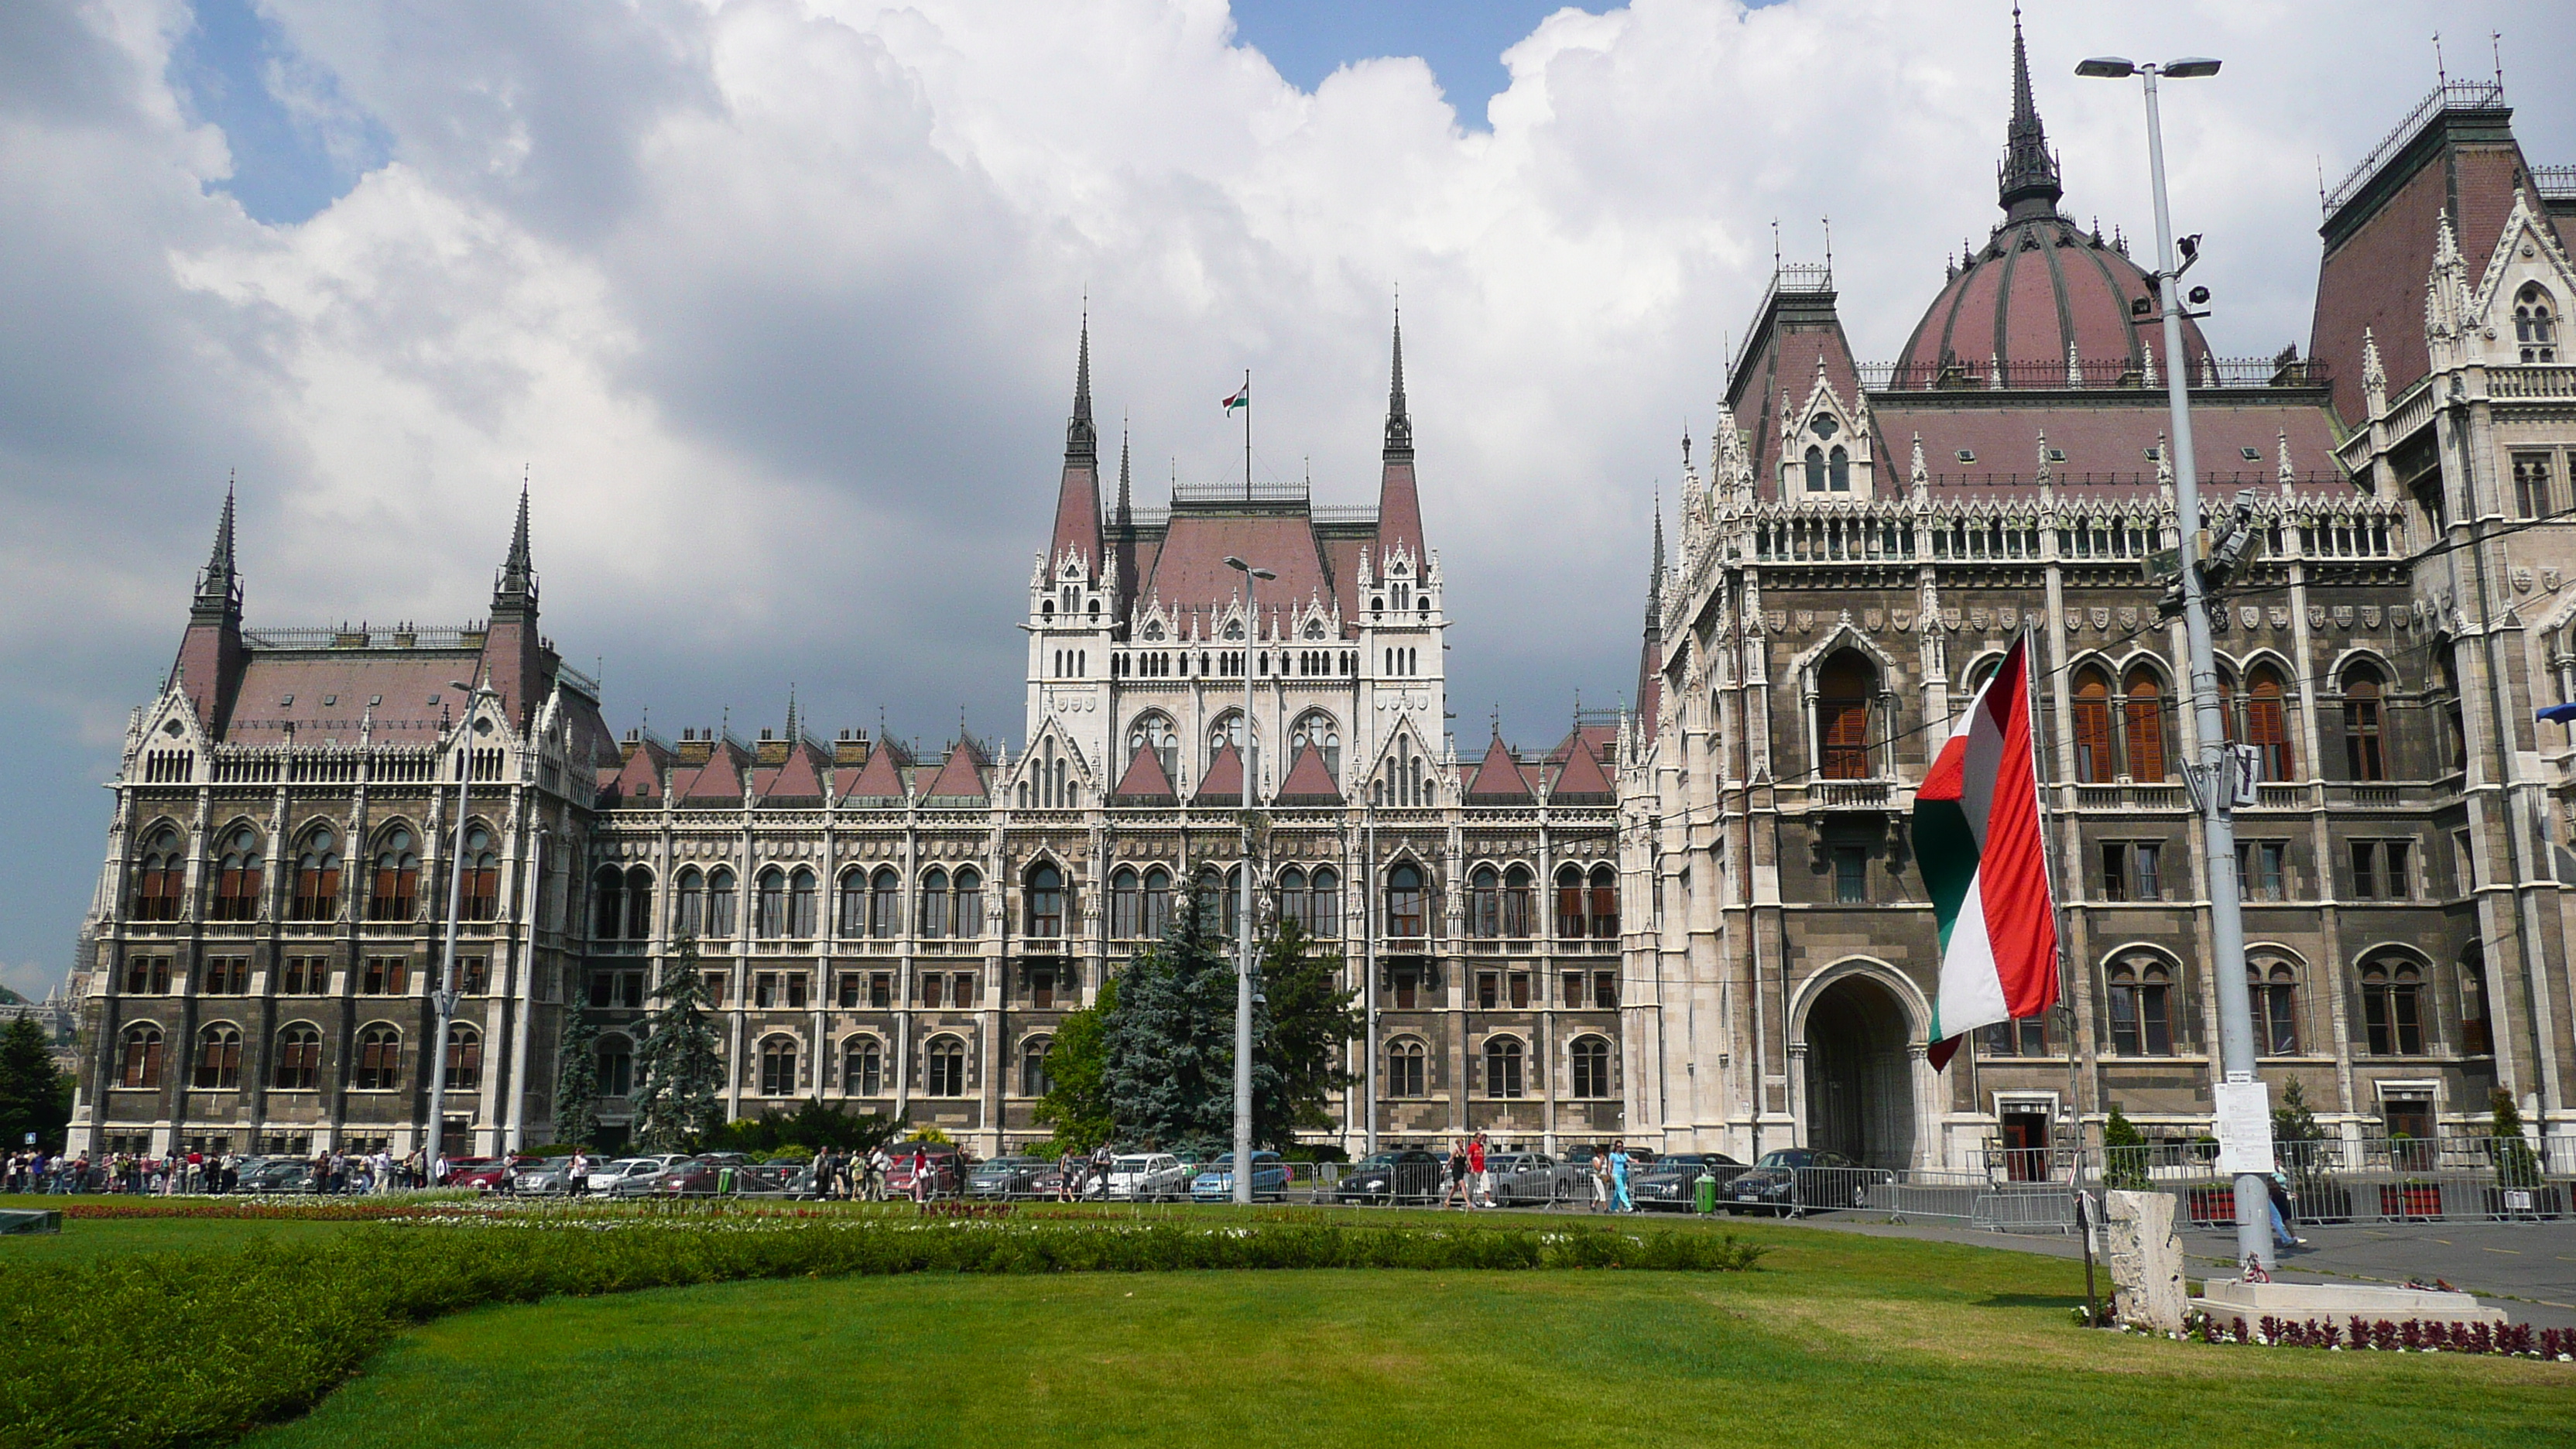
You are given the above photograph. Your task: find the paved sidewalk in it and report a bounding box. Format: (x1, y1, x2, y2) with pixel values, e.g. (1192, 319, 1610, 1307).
(1767, 1213, 2576, 1329)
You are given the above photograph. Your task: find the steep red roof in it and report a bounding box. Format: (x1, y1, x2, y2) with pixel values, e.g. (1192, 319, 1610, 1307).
(1112, 744, 1179, 803)
(677, 740, 750, 802)
(1869, 396, 2348, 493)
(1464, 735, 1533, 803)
(1894, 220, 2206, 391)
(1142, 513, 1333, 618)
(1194, 742, 1245, 805)
(920, 740, 989, 802)
(758, 742, 828, 803)
(839, 742, 909, 801)
(1547, 737, 1615, 803)
(218, 653, 480, 745)
(605, 738, 670, 807)
(1274, 743, 1342, 805)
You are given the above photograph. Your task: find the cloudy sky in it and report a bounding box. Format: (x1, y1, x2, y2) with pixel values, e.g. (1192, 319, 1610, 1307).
(3, 0, 2566, 995)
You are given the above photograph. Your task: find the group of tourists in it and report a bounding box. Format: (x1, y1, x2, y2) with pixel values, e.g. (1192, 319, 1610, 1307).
(792, 1143, 941, 1202)
(1, 1145, 435, 1196)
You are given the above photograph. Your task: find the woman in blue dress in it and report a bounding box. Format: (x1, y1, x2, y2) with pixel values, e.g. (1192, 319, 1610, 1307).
(1609, 1141, 1633, 1212)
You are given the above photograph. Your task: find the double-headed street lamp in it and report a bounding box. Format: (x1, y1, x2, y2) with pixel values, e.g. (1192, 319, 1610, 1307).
(426, 676, 495, 1179)
(2078, 53, 2272, 1274)
(1223, 555, 1274, 1205)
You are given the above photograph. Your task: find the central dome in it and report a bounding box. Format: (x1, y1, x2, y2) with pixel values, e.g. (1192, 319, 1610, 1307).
(1891, 14, 2211, 389)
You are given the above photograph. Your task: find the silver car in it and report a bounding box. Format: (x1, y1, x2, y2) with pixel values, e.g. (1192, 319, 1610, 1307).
(1105, 1152, 1190, 1202)
(586, 1156, 680, 1196)
(1487, 1152, 1587, 1207)
(507, 1157, 580, 1195)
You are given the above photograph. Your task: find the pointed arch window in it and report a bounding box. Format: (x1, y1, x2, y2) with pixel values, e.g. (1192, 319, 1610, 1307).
(757, 1036, 799, 1096)
(291, 829, 341, 921)
(1588, 865, 1619, 939)
(460, 827, 502, 920)
(677, 866, 707, 938)
(352, 1025, 403, 1090)
(1127, 711, 1178, 781)
(1275, 866, 1307, 933)
(2515, 283, 2557, 363)
(2360, 957, 2424, 1055)
(835, 868, 864, 937)
(624, 865, 653, 940)
(1387, 1038, 1427, 1097)
(369, 827, 420, 922)
(706, 868, 737, 937)
(272, 1025, 321, 1091)
(2120, 666, 2169, 780)
(445, 1023, 484, 1093)
(2105, 956, 2175, 1056)
(1570, 1035, 1612, 1098)
(593, 865, 625, 940)
(118, 1024, 164, 1089)
(953, 867, 983, 939)
(923, 1036, 967, 1097)
(134, 827, 187, 921)
(869, 867, 900, 938)
(1828, 444, 1851, 492)
(2071, 667, 2115, 783)
(1468, 865, 1502, 939)
(1291, 710, 1341, 776)
(1310, 867, 1341, 938)
(1817, 651, 1876, 779)
(1025, 862, 1064, 937)
(1804, 445, 1828, 492)
(1021, 1036, 1053, 1097)
(842, 1036, 883, 1097)
(1386, 862, 1426, 938)
(1554, 864, 1586, 940)
(2249, 959, 2300, 1056)
(1110, 867, 1142, 939)
(788, 868, 817, 938)
(1195, 865, 1241, 939)
(919, 867, 951, 939)
(1141, 866, 1171, 938)
(192, 1024, 243, 1090)
(2245, 665, 2293, 781)
(2342, 665, 2386, 782)
(755, 868, 786, 938)
(1483, 1036, 1526, 1098)
(211, 827, 263, 921)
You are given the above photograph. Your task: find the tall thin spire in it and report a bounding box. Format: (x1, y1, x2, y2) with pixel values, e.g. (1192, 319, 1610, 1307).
(1383, 300, 1412, 456)
(1066, 308, 1097, 460)
(195, 477, 240, 615)
(494, 478, 536, 609)
(1997, 5, 2063, 221)
(1646, 493, 1667, 628)
(1117, 416, 1132, 522)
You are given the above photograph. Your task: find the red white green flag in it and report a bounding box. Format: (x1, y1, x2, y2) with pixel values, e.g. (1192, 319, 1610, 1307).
(1221, 382, 1249, 413)
(1917, 635, 2058, 1070)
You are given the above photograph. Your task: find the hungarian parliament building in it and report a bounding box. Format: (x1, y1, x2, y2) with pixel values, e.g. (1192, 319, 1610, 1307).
(67, 24, 2576, 1169)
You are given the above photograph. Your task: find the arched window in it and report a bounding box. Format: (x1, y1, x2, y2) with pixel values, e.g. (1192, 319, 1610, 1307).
(597, 1033, 633, 1098)
(133, 827, 186, 922)
(706, 868, 737, 937)
(622, 865, 652, 940)
(445, 1023, 483, 1093)
(291, 828, 341, 921)
(1196, 865, 1240, 939)
(788, 868, 817, 938)
(2105, 956, 2174, 1056)
(1386, 862, 1425, 938)
(1208, 709, 1245, 776)
(211, 827, 263, 922)
(1310, 867, 1341, 938)
(2342, 665, 2386, 781)
(2459, 947, 2492, 1055)
(2121, 666, 2169, 780)
(758, 1036, 798, 1096)
(924, 1036, 966, 1097)
(1828, 444, 1851, 492)
(1555, 864, 1585, 939)
(1275, 866, 1307, 933)
(1142, 867, 1171, 938)
(461, 827, 502, 921)
(1468, 865, 1502, 938)
(369, 826, 420, 922)
(1804, 444, 1827, 492)
(1021, 1036, 1053, 1098)
(272, 1025, 321, 1091)
(2435, 649, 2467, 775)
(755, 868, 787, 938)
(2071, 668, 2115, 783)
(1570, 1035, 1612, 1099)
(835, 869, 865, 937)
(1025, 863, 1064, 937)
(675, 866, 705, 937)
(2246, 665, 2294, 781)
(1817, 652, 1875, 779)
(953, 868, 984, 939)
(1110, 867, 1142, 939)
(1502, 865, 1535, 939)
(2249, 959, 2299, 1056)
(593, 865, 625, 940)
(192, 1024, 242, 1090)
(2361, 957, 2424, 1055)
(1483, 1036, 1526, 1098)
(1291, 710, 1341, 777)
(1588, 865, 1619, 939)
(352, 1025, 402, 1091)
(918, 867, 951, 939)
(1388, 1038, 1427, 1097)
(869, 867, 900, 938)
(2516, 282, 2557, 363)
(842, 1036, 883, 1097)
(1127, 711, 1178, 782)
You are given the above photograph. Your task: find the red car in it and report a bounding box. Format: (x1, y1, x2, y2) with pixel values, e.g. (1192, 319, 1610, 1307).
(884, 1146, 968, 1198)
(446, 1156, 540, 1191)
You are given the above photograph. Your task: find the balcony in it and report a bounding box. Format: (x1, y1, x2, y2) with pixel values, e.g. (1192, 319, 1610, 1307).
(2073, 783, 2187, 810)
(1812, 779, 1893, 811)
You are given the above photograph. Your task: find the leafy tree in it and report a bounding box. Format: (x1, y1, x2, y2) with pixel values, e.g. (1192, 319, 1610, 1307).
(1034, 976, 1117, 1154)
(2270, 1076, 2324, 1144)
(551, 1010, 601, 1149)
(631, 935, 726, 1151)
(0, 1016, 70, 1153)
(1102, 882, 1276, 1156)
(700, 1098, 899, 1156)
(1256, 921, 1362, 1139)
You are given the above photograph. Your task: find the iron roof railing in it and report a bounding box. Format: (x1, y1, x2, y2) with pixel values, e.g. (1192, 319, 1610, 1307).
(2324, 80, 2506, 216)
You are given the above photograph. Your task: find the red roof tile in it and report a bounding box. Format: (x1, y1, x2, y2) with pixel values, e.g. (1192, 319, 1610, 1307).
(218, 653, 482, 745)
(677, 740, 750, 802)
(1195, 742, 1244, 805)
(920, 740, 989, 802)
(1112, 744, 1179, 803)
(840, 742, 909, 801)
(1274, 742, 1342, 805)
(1143, 513, 1334, 619)
(1464, 735, 1532, 803)
(759, 742, 827, 802)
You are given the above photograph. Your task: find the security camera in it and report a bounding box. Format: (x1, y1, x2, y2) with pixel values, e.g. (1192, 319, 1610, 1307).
(2187, 285, 2211, 307)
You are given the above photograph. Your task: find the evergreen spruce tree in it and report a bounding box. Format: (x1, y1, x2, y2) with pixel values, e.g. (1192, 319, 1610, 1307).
(2100, 1101, 2147, 1190)
(1033, 976, 1117, 1153)
(552, 1010, 601, 1149)
(1255, 920, 1362, 1142)
(1102, 882, 1278, 1155)
(631, 935, 726, 1150)
(0, 1016, 70, 1153)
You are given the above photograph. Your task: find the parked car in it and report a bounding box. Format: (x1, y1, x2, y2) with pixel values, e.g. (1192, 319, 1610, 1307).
(1725, 1149, 1862, 1215)
(238, 1158, 314, 1194)
(1105, 1153, 1190, 1202)
(506, 1157, 580, 1195)
(655, 1158, 755, 1197)
(968, 1156, 1052, 1200)
(1487, 1152, 1587, 1207)
(1629, 1153, 1748, 1211)
(445, 1157, 534, 1191)
(588, 1156, 687, 1196)
(884, 1145, 968, 1198)
(1189, 1151, 1288, 1202)
(1330, 1149, 1444, 1204)
(735, 1161, 819, 1198)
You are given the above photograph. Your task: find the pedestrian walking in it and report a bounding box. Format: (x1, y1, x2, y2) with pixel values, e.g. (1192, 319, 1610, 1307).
(1609, 1141, 1633, 1212)
(909, 1146, 930, 1204)
(1467, 1134, 1490, 1209)
(1590, 1149, 1611, 1212)
(1441, 1139, 1469, 1209)
(2266, 1172, 2304, 1252)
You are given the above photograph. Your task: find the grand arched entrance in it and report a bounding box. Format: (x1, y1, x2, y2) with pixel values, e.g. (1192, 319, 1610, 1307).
(1802, 975, 1916, 1169)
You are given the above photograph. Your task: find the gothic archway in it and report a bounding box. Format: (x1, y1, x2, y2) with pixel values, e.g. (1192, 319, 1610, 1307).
(1800, 974, 1917, 1170)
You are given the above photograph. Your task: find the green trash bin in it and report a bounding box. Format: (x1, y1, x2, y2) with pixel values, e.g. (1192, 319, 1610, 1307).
(1694, 1170, 1718, 1215)
(717, 1167, 735, 1195)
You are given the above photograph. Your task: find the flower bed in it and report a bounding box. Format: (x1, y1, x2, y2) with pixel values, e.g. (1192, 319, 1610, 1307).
(0, 1216, 1764, 1449)
(2161, 1311, 2572, 1359)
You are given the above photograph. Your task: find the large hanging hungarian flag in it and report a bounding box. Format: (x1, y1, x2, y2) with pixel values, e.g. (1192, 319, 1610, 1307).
(1917, 635, 2058, 1070)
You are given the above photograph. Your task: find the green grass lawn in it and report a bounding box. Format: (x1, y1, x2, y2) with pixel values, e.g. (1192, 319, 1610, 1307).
(0, 1212, 366, 1265)
(233, 1219, 2571, 1449)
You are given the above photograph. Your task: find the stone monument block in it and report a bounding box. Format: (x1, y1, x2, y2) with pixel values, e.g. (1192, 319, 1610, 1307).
(2105, 1189, 2187, 1334)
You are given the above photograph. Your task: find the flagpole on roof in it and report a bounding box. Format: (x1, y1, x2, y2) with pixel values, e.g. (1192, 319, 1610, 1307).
(1242, 368, 1252, 499)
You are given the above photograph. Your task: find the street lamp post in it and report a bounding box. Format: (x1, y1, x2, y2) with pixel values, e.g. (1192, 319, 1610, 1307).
(2079, 53, 2270, 1274)
(426, 677, 491, 1181)
(1224, 556, 1275, 1205)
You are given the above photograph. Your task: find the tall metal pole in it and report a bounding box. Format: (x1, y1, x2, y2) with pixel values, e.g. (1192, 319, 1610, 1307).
(1235, 571, 1259, 1203)
(2136, 66, 2268, 1273)
(426, 683, 481, 1178)
(1363, 814, 1378, 1157)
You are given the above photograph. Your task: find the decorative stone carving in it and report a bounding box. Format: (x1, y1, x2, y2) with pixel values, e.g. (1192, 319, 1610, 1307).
(2105, 1189, 2188, 1334)
(2513, 567, 2534, 594)
(2268, 607, 2290, 629)
(1863, 608, 1884, 632)
(1892, 608, 1915, 632)
(2089, 608, 2110, 631)
(1793, 610, 1815, 632)
(2117, 607, 2139, 630)
(2308, 605, 2327, 629)
(1941, 608, 1961, 629)
(1969, 607, 1992, 631)
(2360, 605, 2382, 628)
(1766, 610, 1786, 633)
(2545, 567, 2563, 592)
(2236, 606, 2259, 629)
(1997, 605, 2018, 631)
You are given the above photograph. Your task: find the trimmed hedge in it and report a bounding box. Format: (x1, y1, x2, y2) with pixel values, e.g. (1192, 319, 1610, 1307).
(0, 1217, 1764, 1449)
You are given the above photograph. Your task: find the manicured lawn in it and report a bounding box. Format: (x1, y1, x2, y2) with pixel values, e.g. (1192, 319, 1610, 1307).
(244, 1227, 2574, 1449)
(0, 1212, 365, 1266)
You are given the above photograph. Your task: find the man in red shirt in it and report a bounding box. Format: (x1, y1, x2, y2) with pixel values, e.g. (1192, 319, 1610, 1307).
(1466, 1135, 1488, 1209)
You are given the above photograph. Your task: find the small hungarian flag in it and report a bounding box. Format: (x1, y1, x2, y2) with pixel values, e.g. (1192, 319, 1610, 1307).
(1222, 382, 1249, 413)
(1917, 635, 2058, 1070)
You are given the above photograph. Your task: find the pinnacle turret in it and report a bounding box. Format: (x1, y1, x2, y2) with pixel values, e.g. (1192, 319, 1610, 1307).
(493, 480, 537, 611)
(194, 480, 241, 618)
(1067, 311, 1098, 461)
(1996, 6, 2063, 222)
(1646, 495, 1667, 630)
(1383, 307, 1413, 457)
(1117, 418, 1132, 523)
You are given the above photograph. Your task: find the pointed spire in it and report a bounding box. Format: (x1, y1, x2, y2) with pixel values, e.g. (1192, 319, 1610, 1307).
(493, 478, 537, 611)
(1997, 5, 2063, 221)
(1066, 308, 1097, 460)
(1384, 301, 1413, 456)
(785, 683, 800, 744)
(194, 478, 240, 615)
(1645, 494, 1667, 629)
(1117, 417, 1132, 522)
